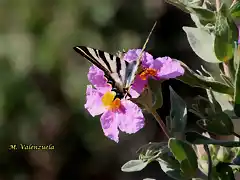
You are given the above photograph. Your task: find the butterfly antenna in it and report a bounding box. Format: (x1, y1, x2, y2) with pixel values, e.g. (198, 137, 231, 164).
(125, 21, 157, 99)
(135, 21, 157, 66)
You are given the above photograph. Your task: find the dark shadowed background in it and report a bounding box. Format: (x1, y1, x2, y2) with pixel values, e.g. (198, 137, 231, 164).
(0, 0, 209, 179)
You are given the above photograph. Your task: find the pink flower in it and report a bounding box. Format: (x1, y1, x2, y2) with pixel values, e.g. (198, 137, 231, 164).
(85, 65, 144, 142)
(83, 49, 184, 142)
(124, 49, 185, 94)
(87, 65, 107, 88)
(85, 85, 144, 142)
(238, 25, 240, 44)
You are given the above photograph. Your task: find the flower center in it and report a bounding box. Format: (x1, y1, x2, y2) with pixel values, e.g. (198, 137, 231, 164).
(139, 68, 158, 80)
(101, 91, 121, 111)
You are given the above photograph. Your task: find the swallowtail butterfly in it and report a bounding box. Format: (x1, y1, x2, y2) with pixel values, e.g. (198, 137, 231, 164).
(73, 22, 157, 99)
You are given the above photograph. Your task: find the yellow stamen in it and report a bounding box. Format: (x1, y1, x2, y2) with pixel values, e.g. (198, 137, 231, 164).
(139, 68, 157, 80)
(102, 91, 121, 111)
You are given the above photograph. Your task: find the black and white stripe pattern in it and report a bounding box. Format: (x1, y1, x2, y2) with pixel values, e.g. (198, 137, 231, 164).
(73, 46, 139, 99)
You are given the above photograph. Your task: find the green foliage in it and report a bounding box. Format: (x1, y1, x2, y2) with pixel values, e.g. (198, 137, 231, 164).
(168, 138, 198, 178)
(168, 86, 187, 138)
(182, 26, 220, 63)
(127, 0, 240, 178)
(121, 142, 169, 172)
(191, 7, 215, 22)
(216, 162, 235, 179)
(121, 160, 149, 172)
(216, 146, 231, 162)
(197, 112, 234, 135)
(230, 1, 240, 18)
(157, 159, 184, 180)
(177, 62, 234, 95)
(158, 0, 240, 178)
(214, 3, 238, 62)
(148, 79, 163, 110)
(185, 131, 240, 147)
(234, 42, 240, 117)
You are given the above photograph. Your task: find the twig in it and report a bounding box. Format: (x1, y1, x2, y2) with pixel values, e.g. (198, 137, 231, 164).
(204, 144, 212, 180)
(215, 0, 221, 11)
(230, 0, 237, 8)
(151, 110, 170, 139)
(233, 132, 240, 139)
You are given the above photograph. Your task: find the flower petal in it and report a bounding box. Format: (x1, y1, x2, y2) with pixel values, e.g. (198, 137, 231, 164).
(100, 110, 120, 142)
(124, 49, 154, 68)
(84, 85, 106, 116)
(238, 25, 240, 44)
(152, 57, 184, 79)
(118, 100, 144, 134)
(131, 75, 147, 95)
(88, 65, 107, 87)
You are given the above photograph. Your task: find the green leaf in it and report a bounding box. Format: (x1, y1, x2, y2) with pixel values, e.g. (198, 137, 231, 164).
(211, 91, 235, 118)
(168, 138, 187, 162)
(165, 0, 205, 14)
(121, 160, 148, 172)
(190, 14, 207, 28)
(169, 86, 187, 138)
(191, 7, 215, 22)
(217, 146, 231, 162)
(168, 138, 198, 176)
(158, 160, 185, 180)
(234, 43, 240, 117)
(137, 142, 168, 155)
(148, 79, 163, 110)
(206, 88, 223, 113)
(156, 148, 186, 179)
(164, 0, 191, 13)
(185, 131, 240, 147)
(220, 73, 234, 88)
(197, 113, 234, 135)
(230, 1, 240, 18)
(137, 142, 168, 162)
(233, 41, 240, 73)
(214, 34, 234, 62)
(157, 149, 180, 169)
(216, 162, 235, 179)
(176, 61, 234, 95)
(214, 3, 238, 62)
(230, 164, 240, 173)
(180, 159, 197, 178)
(203, 0, 233, 10)
(182, 26, 220, 63)
(130, 87, 153, 111)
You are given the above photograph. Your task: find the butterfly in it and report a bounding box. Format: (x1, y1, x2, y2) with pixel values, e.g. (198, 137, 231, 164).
(73, 21, 157, 100)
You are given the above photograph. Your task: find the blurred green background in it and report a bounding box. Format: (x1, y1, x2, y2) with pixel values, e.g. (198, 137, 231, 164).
(0, 0, 208, 179)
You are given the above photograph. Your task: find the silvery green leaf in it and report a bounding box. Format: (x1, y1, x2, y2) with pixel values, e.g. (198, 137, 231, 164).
(121, 160, 148, 172)
(183, 26, 220, 63)
(169, 87, 187, 139)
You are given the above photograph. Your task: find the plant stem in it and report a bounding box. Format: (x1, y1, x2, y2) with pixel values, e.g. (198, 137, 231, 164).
(151, 110, 170, 139)
(223, 62, 230, 77)
(216, 0, 220, 11)
(230, 0, 237, 8)
(233, 132, 240, 139)
(204, 145, 212, 180)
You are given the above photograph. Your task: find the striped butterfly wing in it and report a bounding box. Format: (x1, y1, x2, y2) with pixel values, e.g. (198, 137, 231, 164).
(73, 46, 138, 97)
